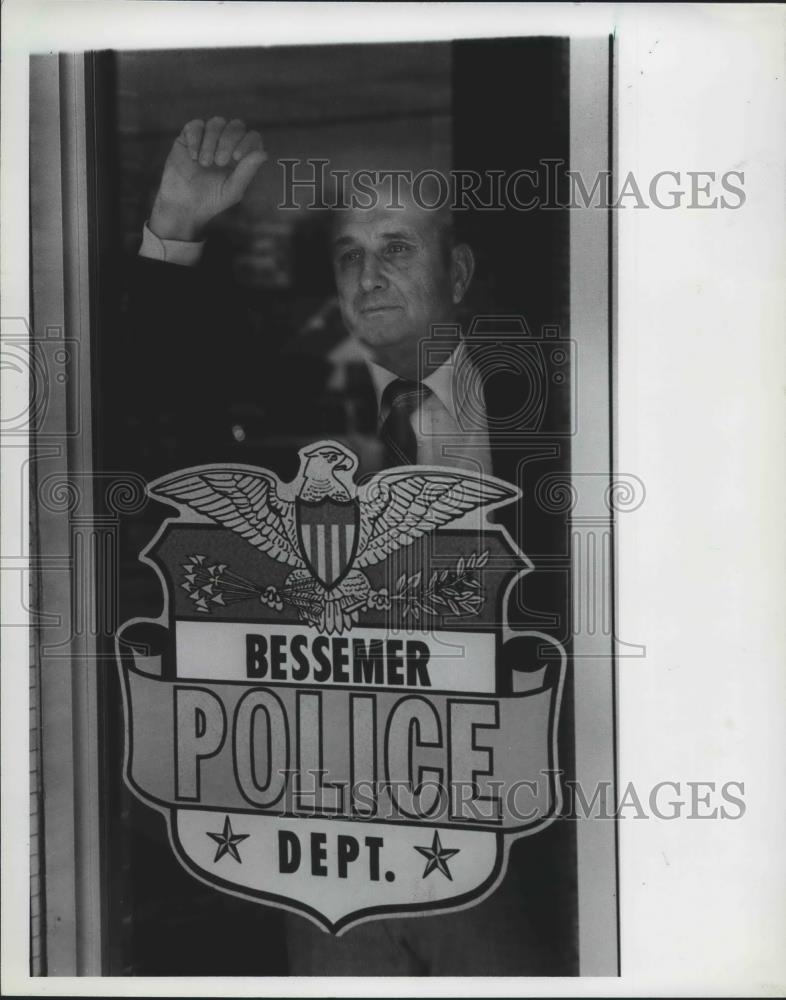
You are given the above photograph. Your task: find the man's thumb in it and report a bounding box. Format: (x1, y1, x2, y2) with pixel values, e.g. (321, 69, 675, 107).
(224, 150, 267, 204)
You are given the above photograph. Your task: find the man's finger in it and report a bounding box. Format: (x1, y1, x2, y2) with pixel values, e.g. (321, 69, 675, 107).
(223, 149, 267, 204)
(215, 119, 247, 167)
(180, 119, 205, 160)
(232, 129, 265, 163)
(198, 116, 227, 167)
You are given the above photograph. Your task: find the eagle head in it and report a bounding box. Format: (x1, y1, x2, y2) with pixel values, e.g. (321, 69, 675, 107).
(298, 442, 357, 502)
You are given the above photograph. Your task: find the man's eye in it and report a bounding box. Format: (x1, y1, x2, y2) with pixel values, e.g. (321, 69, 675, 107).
(338, 249, 361, 265)
(387, 243, 409, 254)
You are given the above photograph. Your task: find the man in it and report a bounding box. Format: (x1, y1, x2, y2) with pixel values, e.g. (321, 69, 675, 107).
(129, 117, 574, 975)
(137, 116, 493, 481)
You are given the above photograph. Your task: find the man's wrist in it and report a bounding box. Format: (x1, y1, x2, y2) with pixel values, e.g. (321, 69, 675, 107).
(148, 196, 207, 242)
(140, 221, 205, 266)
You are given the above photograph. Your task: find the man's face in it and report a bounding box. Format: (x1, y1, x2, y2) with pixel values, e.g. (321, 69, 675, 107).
(331, 201, 456, 367)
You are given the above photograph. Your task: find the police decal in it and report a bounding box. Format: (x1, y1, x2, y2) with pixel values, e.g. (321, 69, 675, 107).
(116, 441, 565, 933)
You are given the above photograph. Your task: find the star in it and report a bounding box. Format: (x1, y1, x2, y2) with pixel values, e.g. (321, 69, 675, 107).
(206, 815, 249, 863)
(414, 831, 460, 881)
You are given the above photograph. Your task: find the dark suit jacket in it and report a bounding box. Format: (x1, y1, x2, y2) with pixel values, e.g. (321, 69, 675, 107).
(118, 257, 563, 513)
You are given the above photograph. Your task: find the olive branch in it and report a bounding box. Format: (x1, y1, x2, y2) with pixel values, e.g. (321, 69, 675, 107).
(390, 550, 489, 621)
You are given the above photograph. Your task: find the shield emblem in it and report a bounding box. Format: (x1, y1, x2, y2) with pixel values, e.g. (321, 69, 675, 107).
(116, 445, 567, 934)
(296, 497, 360, 590)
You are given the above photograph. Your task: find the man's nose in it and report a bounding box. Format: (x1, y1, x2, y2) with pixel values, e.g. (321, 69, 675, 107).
(359, 253, 387, 292)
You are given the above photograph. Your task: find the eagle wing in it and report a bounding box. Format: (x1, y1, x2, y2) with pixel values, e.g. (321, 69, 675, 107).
(355, 469, 517, 569)
(149, 466, 304, 568)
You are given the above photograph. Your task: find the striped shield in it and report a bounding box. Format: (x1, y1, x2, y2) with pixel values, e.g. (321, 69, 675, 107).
(296, 497, 360, 590)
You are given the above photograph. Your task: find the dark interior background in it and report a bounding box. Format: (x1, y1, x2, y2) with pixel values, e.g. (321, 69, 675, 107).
(91, 38, 575, 975)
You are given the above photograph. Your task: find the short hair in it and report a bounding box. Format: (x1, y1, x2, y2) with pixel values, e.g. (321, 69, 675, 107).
(434, 209, 457, 265)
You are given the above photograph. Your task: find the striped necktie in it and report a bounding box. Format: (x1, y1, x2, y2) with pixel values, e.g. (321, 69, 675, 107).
(378, 378, 431, 467)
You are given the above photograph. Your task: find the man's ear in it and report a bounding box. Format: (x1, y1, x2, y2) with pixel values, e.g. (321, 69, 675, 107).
(450, 242, 475, 305)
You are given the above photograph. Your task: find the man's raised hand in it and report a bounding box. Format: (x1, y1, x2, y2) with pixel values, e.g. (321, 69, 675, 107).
(149, 117, 267, 241)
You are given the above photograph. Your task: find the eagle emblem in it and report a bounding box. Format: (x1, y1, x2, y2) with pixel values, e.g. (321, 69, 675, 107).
(149, 441, 516, 633)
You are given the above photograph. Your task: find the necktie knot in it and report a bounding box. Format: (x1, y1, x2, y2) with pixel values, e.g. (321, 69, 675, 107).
(379, 378, 431, 425)
(378, 378, 431, 467)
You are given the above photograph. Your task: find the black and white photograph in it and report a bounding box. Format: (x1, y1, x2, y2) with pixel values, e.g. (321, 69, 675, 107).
(2, 1, 784, 994)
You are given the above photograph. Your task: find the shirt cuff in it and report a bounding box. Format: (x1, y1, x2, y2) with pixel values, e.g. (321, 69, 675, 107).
(139, 222, 205, 266)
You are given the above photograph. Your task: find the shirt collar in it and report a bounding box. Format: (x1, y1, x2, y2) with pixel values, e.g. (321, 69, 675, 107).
(367, 341, 466, 423)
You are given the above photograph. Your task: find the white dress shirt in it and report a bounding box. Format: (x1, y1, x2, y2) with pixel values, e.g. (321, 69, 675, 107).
(139, 225, 493, 476)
